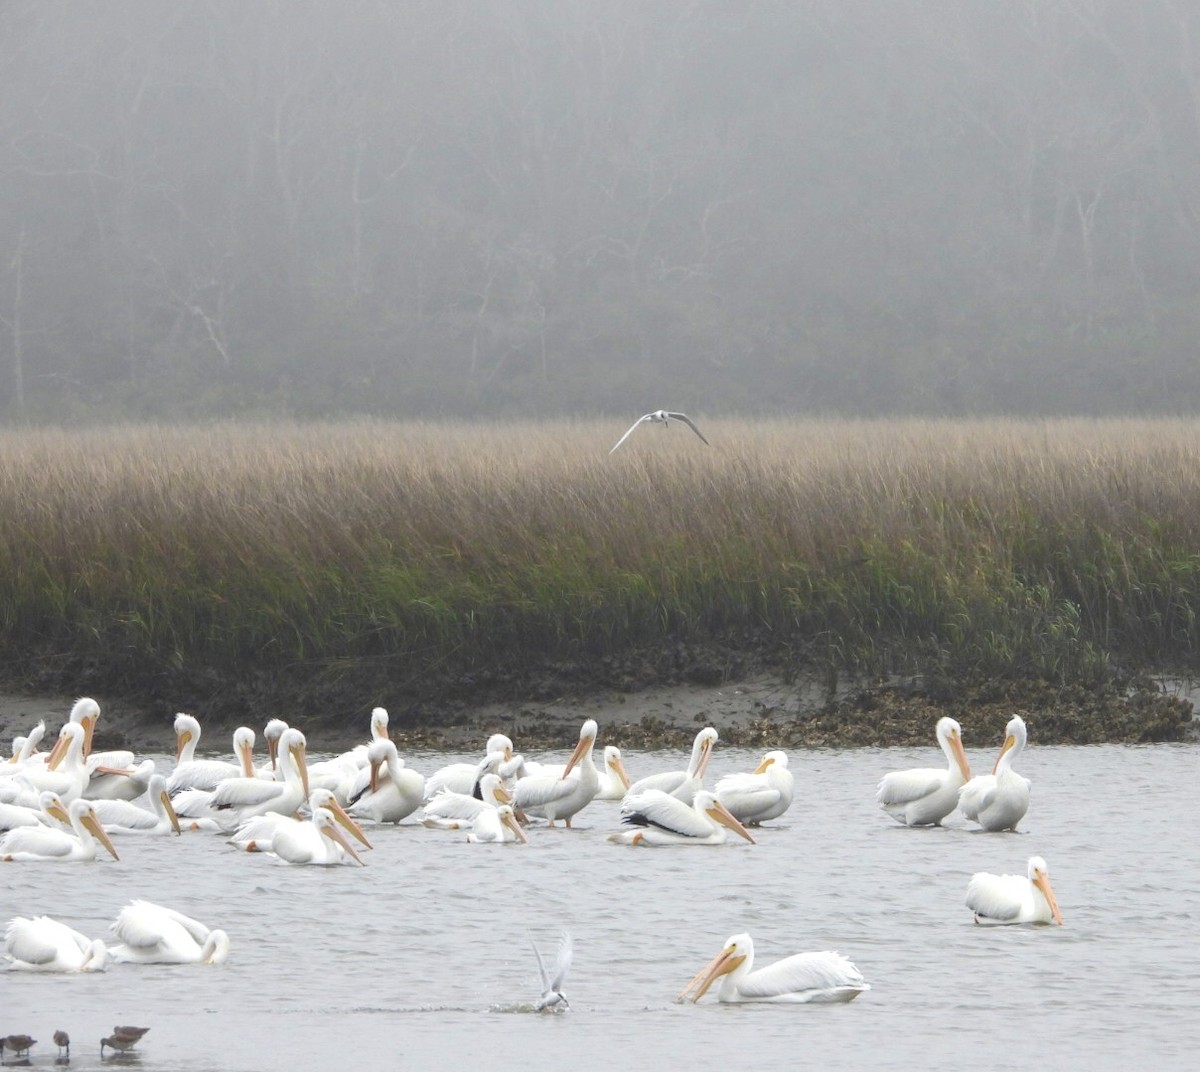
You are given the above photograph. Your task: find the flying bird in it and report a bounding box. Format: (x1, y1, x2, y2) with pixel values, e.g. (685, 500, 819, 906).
(609, 410, 710, 454)
(531, 929, 573, 1011)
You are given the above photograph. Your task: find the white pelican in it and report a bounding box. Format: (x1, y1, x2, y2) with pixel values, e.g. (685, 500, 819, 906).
(90, 775, 182, 835)
(230, 788, 371, 853)
(342, 706, 392, 768)
(595, 746, 632, 800)
(205, 727, 310, 826)
(625, 726, 718, 805)
(966, 855, 1063, 925)
(4, 915, 109, 972)
(84, 757, 156, 802)
(958, 715, 1031, 832)
(345, 740, 425, 824)
(108, 900, 231, 964)
(677, 932, 869, 1004)
(17, 722, 89, 802)
(421, 773, 511, 829)
(267, 807, 366, 866)
(876, 717, 972, 827)
(166, 718, 257, 795)
(0, 798, 119, 862)
(512, 720, 600, 828)
(715, 750, 795, 825)
(0, 791, 69, 832)
(608, 789, 756, 846)
(4, 720, 45, 768)
(466, 803, 528, 844)
(609, 410, 710, 454)
(423, 734, 514, 800)
(530, 929, 572, 1010)
(258, 718, 290, 774)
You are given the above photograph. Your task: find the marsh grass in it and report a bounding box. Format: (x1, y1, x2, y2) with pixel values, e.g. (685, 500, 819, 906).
(3, 417, 1200, 699)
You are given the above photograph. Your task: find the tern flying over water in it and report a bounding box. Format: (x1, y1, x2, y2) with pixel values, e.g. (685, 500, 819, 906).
(531, 929, 573, 1011)
(609, 410, 710, 454)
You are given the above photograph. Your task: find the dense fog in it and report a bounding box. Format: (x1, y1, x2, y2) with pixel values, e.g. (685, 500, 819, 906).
(2, 1, 1198, 421)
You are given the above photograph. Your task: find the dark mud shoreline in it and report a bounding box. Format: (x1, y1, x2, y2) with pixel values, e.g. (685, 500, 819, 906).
(1, 640, 1195, 754)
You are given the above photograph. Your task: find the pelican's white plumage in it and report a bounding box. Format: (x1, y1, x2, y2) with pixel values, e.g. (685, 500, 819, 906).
(17, 722, 89, 802)
(4, 720, 45, 770)
(608, 410, 710, 454)
(205, 728, 310, 825)
(84, 757, 156, 802)
(421, 774, 511, 829)
(625, 727, 718, 805)
(109, 900, 231, 964)
(466, 803, 528, 844)
(876, 717, 972, 827)
(90, 775, 182, 835)
(346, 740, 425, 824)
(266, 807, 366, 866)
(966, 855, 1062, 925)
(512, 720, 600, 827)
(230, 788, 371, 853)
(677, 932, 869, 1004)
(0, 798, 120, 862)
(609, 789, 756, 846)
(166, 718, 257, 796)
(595, 746, 631, 800)
(423, 734, 514, 800)
(715, 750, 794, 825)
(3, 915, 109, 972)
(958, 716, 1031, 832)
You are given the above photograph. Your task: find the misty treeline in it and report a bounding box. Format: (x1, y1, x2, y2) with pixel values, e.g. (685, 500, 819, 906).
(2, 1, 1199, 422)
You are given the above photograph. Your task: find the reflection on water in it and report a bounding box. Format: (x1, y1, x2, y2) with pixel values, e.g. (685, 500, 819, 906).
(5, 742, 1200, 1072)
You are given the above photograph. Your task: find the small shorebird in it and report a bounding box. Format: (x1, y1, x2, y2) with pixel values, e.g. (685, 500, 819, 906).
(531, 928, 573, 1011)
(53, 1030, 69, 1058)
(101, 1026, 148, 1056)
(1, 1034, 36, 1059)
(608, 410, 710, 454)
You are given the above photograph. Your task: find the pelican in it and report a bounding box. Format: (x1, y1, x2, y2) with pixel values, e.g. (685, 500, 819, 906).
(345, 740, 425, 824)
(958, 715, 1031, 832)
(677, 932, 869, 1004)
(259, 718, 290, 774)
(466, 804, 528, 844)
(230, 788, 371, 853)
(715, 750, 794, 825)
(4, 720, 45, 768)
(595, 746, 632, 800)
(341, 706, 393, 768)
(16, 721, 89, 801)
(421, 773, 512, 829)
(423, 734, 514, 800)
(609, 410, 710, 454)
(0, 798, 120, 862)
(966, 854, 1063, 925)
(625, 726, 718, 805)
(0, 790, 70, 832)
(108, 900, 231, 964)
(531, 928, 573, 1010)
(3, 915, 109, 972)
(876, 717, 971, 827)
(90, 774, 182, 835)
(608, 789, 756, 846)
(85, 756, 156, 801)
(166, 718, 257, 795)
(512, 720, 600, 828)
(267, 807, 366, 866)
(205, 727, 310, 825)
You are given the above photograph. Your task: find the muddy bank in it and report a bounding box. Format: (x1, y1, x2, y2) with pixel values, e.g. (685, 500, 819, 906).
(1, 667, 1193, 755)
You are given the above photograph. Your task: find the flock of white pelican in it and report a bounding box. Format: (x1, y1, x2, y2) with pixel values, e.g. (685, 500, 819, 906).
(1, 695, 1058, 1013)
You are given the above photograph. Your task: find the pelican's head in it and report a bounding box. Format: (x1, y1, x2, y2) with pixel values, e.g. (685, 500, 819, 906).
(992, 715, 1028, 775)
(696, 791, 756, 844)
(1028, 856, 1063, 925)
(754, 749, 789, 775)
(46, 721, 86, 770)
(936, 717, 971, 781)
(486, 733, 514, 762)
(370, 707, 390, 741)
(690, 727, 719, 780)
(69, 697, 101, 757)
(478, 773, 512, 806)
(604, 746, 631, 789)
(314, 807, 366, 866)
(561, 720, 599, 779)
(676, 932, 752, 1003)
(263, 718, 289, 769)
(72, 799, 120, 861)
(233, 727, 256, 777)
(311, 789, 373, 850)
(280, 728, 310, 798)
(496, 803, 528, 844)
(41, 791, 72, 827)
(149, 775, 182, 835)
(366, 739, 399, 794)
(174, 713, 201, 762)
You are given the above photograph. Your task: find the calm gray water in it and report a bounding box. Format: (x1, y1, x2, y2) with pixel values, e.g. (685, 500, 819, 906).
(5, 740, 1199, 1072)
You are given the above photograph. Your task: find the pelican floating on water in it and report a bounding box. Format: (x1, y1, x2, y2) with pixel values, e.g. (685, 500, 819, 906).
(715, 750, 794, 825)
(0, 798, 120, 862)
(609, 410, 710, 454)
(205, 727, 310, 826)
(595, 746, 632, 800)
(267, 807, 366, 866)
(466, 804, 528, 844)
(966, 854, 1062, 925)
(90, 774, 182, 835)
(624, 727, 718, 805)
(423, 734, 514, 800)
(876, 717, 971, 827)
(958, 715, 1031, 832)
(346, 740, 425, 824)
(230, 788, 371, 853)
(109, 900, 231, 964)
(166, 717, 257, 795)
(3, 915, 109, 972)
(421, 773, 511, 829)
(609, 789, 756, 846)
(512, 720, 600, 828)
(677, 932, 870, 1004)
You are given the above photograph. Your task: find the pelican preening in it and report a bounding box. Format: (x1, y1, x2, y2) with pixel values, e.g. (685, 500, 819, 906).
(609, 410, 710, 454)
(625, 726, 718, 805)
(677, 932, 869, 1004)
(3, 915, 109, 972)
(966, 855, 1063, 925)
(108, 900, 231, 964)
(958, 716, 1031, 832)
(346, 739, 425, 824)
(877, 717, 972, 827)
(531, 928, 573, 1011)
(609, 790, 756, 846)
(715, 750, 794, 825)
(423, 734, 514, 800)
